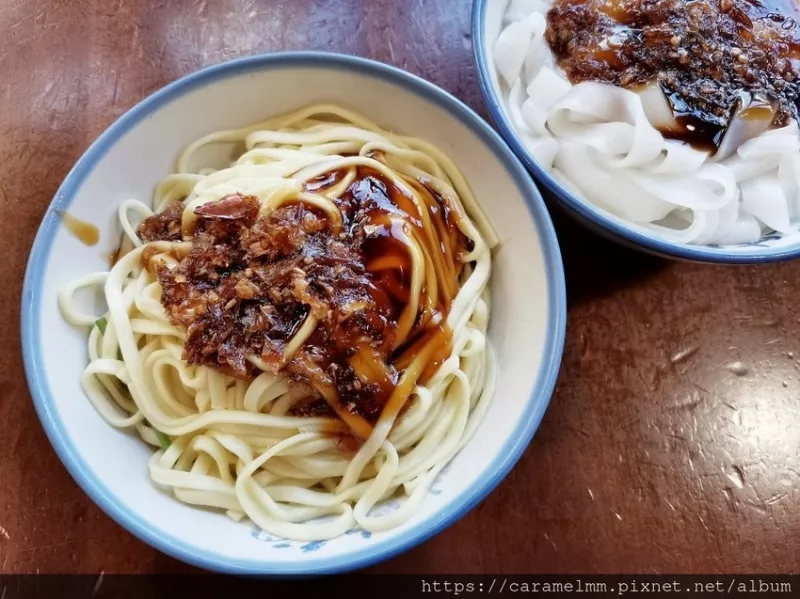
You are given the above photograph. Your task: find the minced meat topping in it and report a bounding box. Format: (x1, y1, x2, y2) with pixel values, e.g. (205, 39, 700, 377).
(546, 0, 800, 148)
(135, 178, 413, 421)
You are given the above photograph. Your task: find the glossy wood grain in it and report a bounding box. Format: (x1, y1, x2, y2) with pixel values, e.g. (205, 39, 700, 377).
(2, 0, 799, 574)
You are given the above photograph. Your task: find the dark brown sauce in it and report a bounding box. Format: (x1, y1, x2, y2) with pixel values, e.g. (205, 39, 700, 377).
(746, 0, 800, 44)
(108, 236, 135, 267)
(393, 323, 454, 384)
(546, 0, 800, 152)
(138, 166, 467, 436)
(58, 210, 99, 246)
(108, 245, 122, 267)
(363, 222, 414, 321)
(599, 0, 632, 21)
(661, 91, 729, 151)
(305, 170, 347, 192)
(326, 430, 361, 456)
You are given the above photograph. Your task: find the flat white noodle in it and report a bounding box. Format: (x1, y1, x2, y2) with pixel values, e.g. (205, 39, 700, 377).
(506, 0, 544, 23)
(492, 0, 800, 245)
(521, 68, 570, 137)
(554, 141, 675, 222)
(741, 177, 795, 235)
(521, 14, 549, 84)
(523, 136, 560, 169)
(714, 215, 763, 245)
(714, 102, 775, 162)
(526, 68, 570, 115)
(493, 14, 540, 87)
(58, 104, 498, 541)
(548, 83, 674, 168)
(637, 82, 677, 131)
(509, 79, 534, 135)
(779, 154, 800, 221)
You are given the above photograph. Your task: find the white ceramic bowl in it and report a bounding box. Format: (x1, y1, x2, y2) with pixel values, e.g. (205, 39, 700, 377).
(474, 0, 800, 264)
(21, 52, 566, 574)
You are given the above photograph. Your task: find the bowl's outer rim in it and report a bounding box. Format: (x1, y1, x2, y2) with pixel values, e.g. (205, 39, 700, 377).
(20, 51, 567, 575)
(471, 0, 800, 264)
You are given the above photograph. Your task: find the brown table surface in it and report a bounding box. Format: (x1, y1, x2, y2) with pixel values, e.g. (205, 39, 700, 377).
(2, 0, 800, 575)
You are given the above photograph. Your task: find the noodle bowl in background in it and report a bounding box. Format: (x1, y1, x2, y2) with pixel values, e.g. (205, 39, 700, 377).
(490, 0, 800, 247)
(58, 104, 498, 541)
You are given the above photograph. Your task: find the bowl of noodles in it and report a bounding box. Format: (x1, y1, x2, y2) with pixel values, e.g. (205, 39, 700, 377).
(474, 0, 800, 262)
(21, 52, 566, 574)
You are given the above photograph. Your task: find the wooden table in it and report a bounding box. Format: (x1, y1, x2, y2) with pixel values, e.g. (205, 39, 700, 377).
(3, 0, 799, 574)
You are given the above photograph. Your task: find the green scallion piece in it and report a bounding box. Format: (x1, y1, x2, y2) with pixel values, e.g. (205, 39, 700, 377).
(95, 316, 108, 335)
(155, 430, 172, 450)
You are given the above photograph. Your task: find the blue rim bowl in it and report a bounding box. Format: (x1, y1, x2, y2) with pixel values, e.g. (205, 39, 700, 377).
(21, 51, 567, 575)
(472, 0, 800, 264)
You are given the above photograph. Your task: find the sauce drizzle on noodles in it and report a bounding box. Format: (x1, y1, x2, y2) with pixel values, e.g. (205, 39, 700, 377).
(137, 164, 469, 439)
